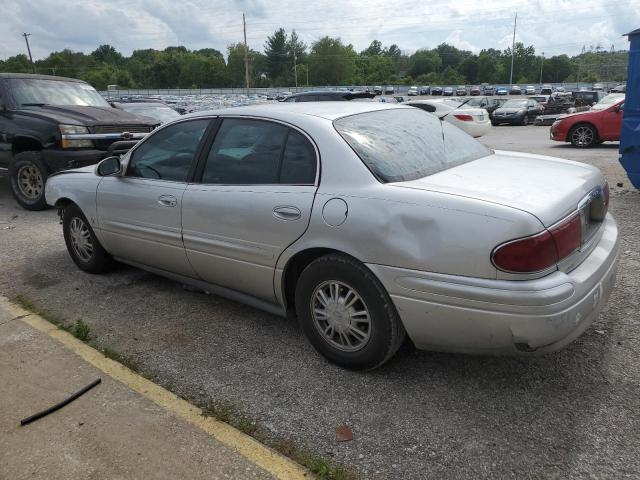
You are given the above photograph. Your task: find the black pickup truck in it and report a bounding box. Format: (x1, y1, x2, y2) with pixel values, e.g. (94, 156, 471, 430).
(0, 73, 157, 210)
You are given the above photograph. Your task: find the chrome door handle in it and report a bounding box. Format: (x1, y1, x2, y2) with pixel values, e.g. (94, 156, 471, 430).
(158, 194, 177, 207)
(273, 206, 301, 221)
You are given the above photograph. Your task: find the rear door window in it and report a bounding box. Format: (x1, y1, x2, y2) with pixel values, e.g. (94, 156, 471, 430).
(201, 118, 317, 185)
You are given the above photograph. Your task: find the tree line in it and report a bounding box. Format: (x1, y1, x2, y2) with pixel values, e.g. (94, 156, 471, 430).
(0, 30, 628, 90)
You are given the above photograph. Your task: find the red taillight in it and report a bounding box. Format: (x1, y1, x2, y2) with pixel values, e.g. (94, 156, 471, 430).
(492, 231, 559, 273)
(453, 114, 473, 121)
(492, 214, 582, 273)
(549, 214, 582, 259)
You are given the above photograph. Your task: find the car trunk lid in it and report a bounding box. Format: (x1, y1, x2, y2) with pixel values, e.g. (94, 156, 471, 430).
(390, 150, 604, 227)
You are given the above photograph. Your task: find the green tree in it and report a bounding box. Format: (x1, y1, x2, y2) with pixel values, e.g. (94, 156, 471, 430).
(307, 36, 356, 85)
(91, 45, 123, 66)
(264, 28, 290, 84)
(408, 49, 441, 77)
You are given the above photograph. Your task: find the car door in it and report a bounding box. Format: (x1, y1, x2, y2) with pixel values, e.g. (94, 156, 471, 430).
(97, 118, 212, 276)
(182, 117, 319, 302)
(600, 103, 624, 140)
(0, 83, 12, 170)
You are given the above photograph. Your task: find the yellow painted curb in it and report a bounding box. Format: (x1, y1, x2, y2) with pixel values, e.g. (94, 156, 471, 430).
(1, 297, 309, 480)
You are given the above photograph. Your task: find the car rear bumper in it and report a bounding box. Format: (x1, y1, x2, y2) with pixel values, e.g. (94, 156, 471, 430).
(461, 120, 491, 137)
(367, 214, 619, 355)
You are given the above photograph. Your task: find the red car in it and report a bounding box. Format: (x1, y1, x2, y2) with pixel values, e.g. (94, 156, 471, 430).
(550, 96, 625, 148)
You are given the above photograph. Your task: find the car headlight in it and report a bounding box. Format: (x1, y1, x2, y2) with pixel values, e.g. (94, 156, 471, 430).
(59, 124, 93, 148)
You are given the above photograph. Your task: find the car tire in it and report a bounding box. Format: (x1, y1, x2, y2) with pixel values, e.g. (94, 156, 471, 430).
(62, 204, 113, 274)
(491, 120, 499, 126)
(295, 254, 406, 370)
(9, 151, 49, 211)
(521, 115, 529, 125)
(569, 124, 597, 148)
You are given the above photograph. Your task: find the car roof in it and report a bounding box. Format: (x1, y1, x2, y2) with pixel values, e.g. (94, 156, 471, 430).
(0, 72, 86, 83)
(186, 102, 411, 122)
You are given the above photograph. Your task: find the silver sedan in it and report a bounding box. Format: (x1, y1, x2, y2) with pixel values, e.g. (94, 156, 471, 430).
(45, 103, 619, 369)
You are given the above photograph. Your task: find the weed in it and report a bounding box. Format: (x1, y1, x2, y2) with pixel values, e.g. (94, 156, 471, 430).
(14, 294, 65, 326)
(70, 319, 91, 341)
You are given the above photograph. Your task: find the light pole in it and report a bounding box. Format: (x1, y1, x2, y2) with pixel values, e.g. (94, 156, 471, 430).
(509, 13, 517, 85)
(539, 52, 544, 84)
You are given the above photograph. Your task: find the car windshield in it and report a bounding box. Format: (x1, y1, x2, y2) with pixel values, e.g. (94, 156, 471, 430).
(117, 103, 181, 123)
(591, 94, 625, 110)
(334, 108, 491, 183)
(8, 78, 110, 108)
(531, 96, 547, 102)
(502, 100, 528, 108)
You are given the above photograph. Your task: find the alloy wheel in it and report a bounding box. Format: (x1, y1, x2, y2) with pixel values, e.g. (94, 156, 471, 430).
(571, 126, 595, 147)
(69, 217, 94, 262)
(310, 280, 371, 352)
(17, 165, 44, 200)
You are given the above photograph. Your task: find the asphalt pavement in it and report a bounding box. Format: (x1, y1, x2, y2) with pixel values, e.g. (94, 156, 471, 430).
(1, 125, 639, 479)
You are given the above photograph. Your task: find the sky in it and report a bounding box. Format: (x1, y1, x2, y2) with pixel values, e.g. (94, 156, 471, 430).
(1, 0, 639, 60)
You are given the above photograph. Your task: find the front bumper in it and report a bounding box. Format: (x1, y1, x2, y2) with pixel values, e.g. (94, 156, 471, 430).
(550, 125, 567, 141)
(367, 214, 619, 355)
(42, 148, 109, 172)
(493, 114, 525, 124)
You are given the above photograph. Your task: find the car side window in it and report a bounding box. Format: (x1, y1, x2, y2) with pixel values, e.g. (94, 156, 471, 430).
(280, 130, 317, 184)
(127, 119, 209, 182)
(201, 119, 317, 185)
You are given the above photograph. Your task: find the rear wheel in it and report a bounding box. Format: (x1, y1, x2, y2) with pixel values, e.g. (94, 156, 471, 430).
(295, 254, 405, 370)
(63, 205, 113, 273)
(9, 151, 49, 210)
(569, 124, 597, 148)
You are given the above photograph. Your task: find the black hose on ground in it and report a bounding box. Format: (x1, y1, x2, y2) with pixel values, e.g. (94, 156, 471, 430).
(20, 378, 101, 426)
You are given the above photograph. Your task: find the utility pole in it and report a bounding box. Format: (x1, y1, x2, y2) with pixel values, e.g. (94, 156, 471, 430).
(23, 33, 35, 73)
(539, 52, 544, 84)
(293, 50, 298, 88)
(509, 13, 517, 85)
(242, 13, 249, 92)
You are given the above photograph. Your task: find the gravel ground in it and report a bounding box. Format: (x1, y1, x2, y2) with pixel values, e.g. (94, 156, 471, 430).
(1, 125, 639, 479)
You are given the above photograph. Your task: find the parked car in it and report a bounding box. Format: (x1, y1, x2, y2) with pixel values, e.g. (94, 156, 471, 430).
(593, 83, 605, 91)
(373, 86, 383, 95)
(456, 86, 467, 96)
(555, 86, 566, 93)
(496, 86, 509, 95)
(0, 73, 157, 210)
(541, 84, 554, 95)
(492, 98, 543, 125)
(419, 85, 431, 95)
(610, 84, 626, 93)
(470, 86, 482, 96)
(443, 87, 454, 96)
(407, 86, 419, 96)
(407, 100, 491, 137)
(431, 86, 443, 95)
(111, 100, 181, 124)
(483, 85, 496, 95)
(525, 85, 536, 95)
(530, 95, 550, 110)
(550, 96, 625, 147)
(45, 102, 619, 369)
(509, 85, 523, 95)
(571, 90, 605, 108)
(385, 86, 395, 94)
(462, 96, 509, 120)
(276, 92, 293, 100)
(283, 91, 375, 102)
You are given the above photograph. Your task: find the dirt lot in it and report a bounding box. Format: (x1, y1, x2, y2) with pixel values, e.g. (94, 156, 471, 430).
(1, 125, 639, 479)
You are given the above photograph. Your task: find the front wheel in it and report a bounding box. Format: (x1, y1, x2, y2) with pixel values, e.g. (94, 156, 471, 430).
(295, 254, 406, 370)
(569, 124, 597, 148)
(9, 151, 49, 210)
(63, 205, 113, 273)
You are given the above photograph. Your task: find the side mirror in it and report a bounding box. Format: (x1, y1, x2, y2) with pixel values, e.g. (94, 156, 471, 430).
(96, 156, 122, 176)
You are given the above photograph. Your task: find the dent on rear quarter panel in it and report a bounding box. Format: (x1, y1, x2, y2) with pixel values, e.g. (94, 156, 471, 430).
(282, 185, 545, 280)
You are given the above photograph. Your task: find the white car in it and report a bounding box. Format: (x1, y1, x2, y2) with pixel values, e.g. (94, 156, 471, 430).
(407, 99, 491, 137)
(407, 86, 419, 96)
(45, 102, 619, 369)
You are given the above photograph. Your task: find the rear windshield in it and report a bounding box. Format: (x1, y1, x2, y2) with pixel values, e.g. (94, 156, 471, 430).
(8, 78, 109, 108)
(334, 108, 491, 183)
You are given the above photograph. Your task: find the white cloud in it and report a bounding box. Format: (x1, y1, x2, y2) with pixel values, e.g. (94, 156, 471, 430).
(1, 0, 638, 60)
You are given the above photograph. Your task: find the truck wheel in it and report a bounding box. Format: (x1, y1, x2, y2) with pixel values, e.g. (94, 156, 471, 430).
(295, 254, 406, 370)
(9, 151, 49, 211)
(62, 204, 113, 273)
